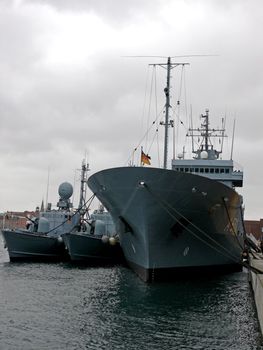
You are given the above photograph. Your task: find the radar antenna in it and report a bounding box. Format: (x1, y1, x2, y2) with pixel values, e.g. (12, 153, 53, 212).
(187, 109, 227, 160)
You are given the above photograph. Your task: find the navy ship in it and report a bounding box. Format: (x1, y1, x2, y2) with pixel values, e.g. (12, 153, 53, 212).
(2, 182, 79, 261)
(62, 161, 124, 264)
(63, 205, 124, 264)
(88, 57, 245, 282)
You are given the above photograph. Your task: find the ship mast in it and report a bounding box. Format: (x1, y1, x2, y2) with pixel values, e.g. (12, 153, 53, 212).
(202, 109, 209, 151)
(163, 57, 171, 169)
(78, 160, 89, 210)
(188, 109, 226, 160)
(153, 57, 189, 169)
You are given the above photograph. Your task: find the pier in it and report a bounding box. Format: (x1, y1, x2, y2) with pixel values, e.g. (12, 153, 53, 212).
(249, 252, 263, 335)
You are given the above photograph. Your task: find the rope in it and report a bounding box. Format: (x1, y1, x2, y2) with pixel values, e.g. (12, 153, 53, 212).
(249, 251, 263, 261)
(221, 198, 245, 251)
(143, 184, 263, 275)
(154, 65, 160, 167)
(183, 67, 188, 129)
(145, 66, 155, 150)
(144, 184, 242, 263)
(31, 194, 96, 235)
(243, 260, 263, 275)
(124, 64, 172, 166)
(125, 107, 164, 166)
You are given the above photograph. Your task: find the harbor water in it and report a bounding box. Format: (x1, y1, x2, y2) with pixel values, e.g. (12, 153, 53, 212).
(0, 240, 262, 350)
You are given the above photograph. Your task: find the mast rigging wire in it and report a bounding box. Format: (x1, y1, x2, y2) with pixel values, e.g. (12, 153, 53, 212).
(125, 64, 165, 166)
(145, 66, 155, 150)
(28, 194, 96, 235)
(144, 184, 243, 264)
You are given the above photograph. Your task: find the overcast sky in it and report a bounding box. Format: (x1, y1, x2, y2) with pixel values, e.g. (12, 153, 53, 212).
(0, 0, 262, 219)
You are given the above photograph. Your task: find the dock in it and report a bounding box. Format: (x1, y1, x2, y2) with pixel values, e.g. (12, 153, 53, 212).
(249, 252, 263, 335)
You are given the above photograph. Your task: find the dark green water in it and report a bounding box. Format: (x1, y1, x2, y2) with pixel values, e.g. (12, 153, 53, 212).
(0, 241, 262, 350)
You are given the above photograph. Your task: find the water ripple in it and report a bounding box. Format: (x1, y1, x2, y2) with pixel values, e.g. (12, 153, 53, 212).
(0, 240, 262, 349)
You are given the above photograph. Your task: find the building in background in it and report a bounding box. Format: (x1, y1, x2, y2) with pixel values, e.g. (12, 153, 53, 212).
(244, 219, 263, 241)
(0, 211, 37, 230)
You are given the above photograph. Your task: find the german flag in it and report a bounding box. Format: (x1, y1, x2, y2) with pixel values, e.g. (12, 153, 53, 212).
(141, 150, 151, 165)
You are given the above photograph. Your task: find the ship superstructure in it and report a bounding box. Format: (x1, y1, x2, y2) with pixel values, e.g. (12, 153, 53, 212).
(172, 109, 243, 188)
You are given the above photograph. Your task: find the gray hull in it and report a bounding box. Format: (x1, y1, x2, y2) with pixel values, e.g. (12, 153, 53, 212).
(62, 232, 124, 264)
(88, 167, 244, 282)
(1, 229, 67, 261)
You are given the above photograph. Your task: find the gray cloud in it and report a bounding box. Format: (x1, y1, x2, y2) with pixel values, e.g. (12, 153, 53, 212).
(24, 0, 163, 24)
(0, 0, 262, 219)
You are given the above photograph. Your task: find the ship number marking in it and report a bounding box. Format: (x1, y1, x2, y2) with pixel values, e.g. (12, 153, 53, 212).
(183, 246, 190, 256)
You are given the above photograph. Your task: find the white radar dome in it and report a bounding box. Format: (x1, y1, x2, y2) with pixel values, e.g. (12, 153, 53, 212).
(58, 182, 73, 200)
(200, 151, 208, 159)
(177, 153, 184, 159)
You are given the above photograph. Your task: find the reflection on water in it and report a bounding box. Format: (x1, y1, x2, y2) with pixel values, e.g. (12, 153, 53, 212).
(0, 241, 262, 350)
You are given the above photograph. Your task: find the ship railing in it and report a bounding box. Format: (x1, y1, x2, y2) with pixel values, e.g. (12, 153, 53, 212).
(233, 161, 243, 173)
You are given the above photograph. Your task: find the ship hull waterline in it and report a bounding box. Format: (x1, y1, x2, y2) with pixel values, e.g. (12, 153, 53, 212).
(62, 232, 125, 265)
(1, 229, 68, 262)
(88, 166, 245, 282)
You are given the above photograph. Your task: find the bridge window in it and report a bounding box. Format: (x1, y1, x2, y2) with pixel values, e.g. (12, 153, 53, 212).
(185, 168, 189, 172)
(220, 168, 225, 173)
(215, 168, 219, 173)
(205, 168, 209, 173)
(210, 168, 215, 173)
(225, 168, 230, 173)
(200, 168, 204, 173)
(180, 168, 184, 172)
(195, 168, 199, 173)
(190, 168, 194, 173)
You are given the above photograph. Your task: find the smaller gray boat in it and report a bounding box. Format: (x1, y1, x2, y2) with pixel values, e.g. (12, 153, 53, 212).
(63, 205, 124, 264)
(62, 161, 124, 264)
(2, 182, 80, 261)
